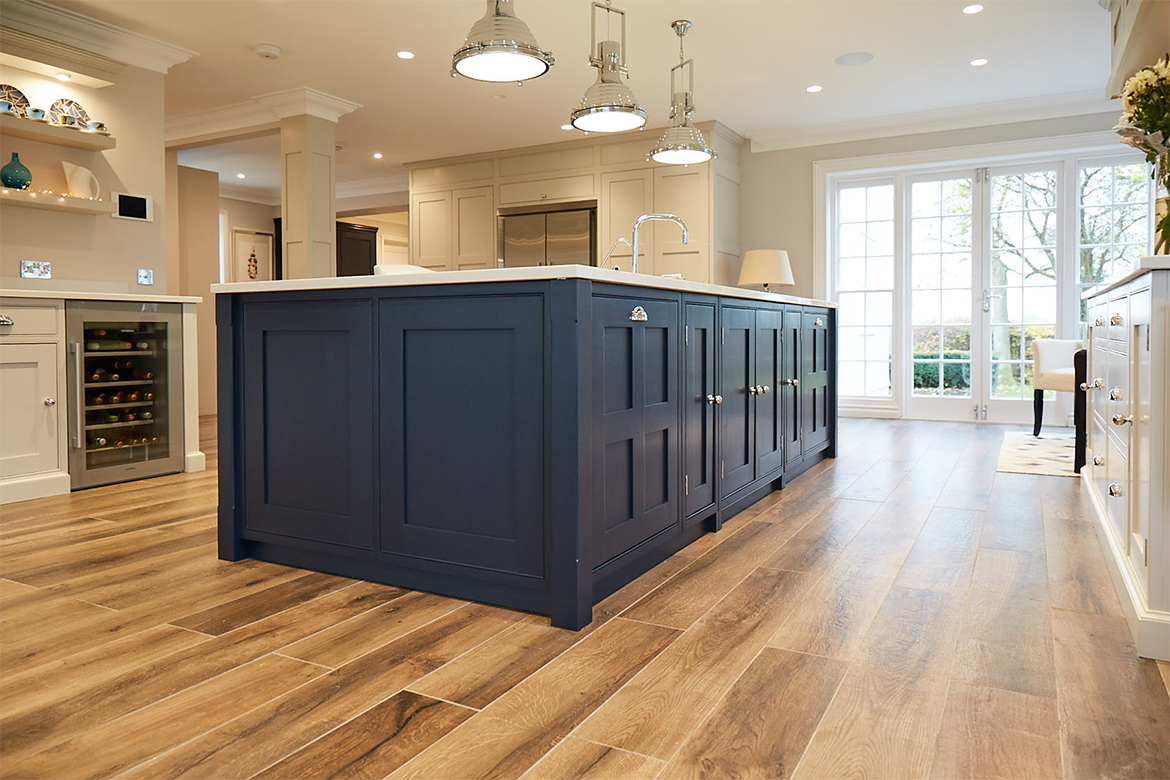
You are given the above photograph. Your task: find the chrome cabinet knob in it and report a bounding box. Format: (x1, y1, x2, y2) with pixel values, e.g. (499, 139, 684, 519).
(748, 386, 759, 395)
(791, 378, 799, 387)
(1095, 316, 1105, 327)
(1080, 382, 1093, 391)
(714, 394, 723, 405)
(1108, 483, 1123, 497)
(1081, 379, 1103, 390)
(0, 314, 13, 326)
(44, 397, 55, 406)
(1112, 414, 1133, 426)
(1109, 388, 1123, 401)
(814, 317, 824, 327)
(1110, 313, 1123, 326)
(706, 395, 717, 405)
(761, 385, 770, 394)
(1093, 455, 1105, 466)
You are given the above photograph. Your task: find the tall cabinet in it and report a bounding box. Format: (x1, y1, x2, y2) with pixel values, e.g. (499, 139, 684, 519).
(1084, 259, 1169, 661)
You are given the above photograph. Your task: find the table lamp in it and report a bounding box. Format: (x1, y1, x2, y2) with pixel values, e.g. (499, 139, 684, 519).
(738, 249, 795, 292)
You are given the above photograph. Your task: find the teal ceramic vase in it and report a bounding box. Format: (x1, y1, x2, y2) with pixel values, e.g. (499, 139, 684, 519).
(1, 152, 32, 190)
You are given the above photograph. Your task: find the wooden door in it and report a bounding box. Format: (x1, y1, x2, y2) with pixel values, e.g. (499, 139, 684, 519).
(410, 190, 452, 270)
(0, 342, 58, 478)
(653, 166, 709, 282)
(452, 186, 496, 270)
(593, 295, 679, 564)
(802, 309, 832, 453)
(684, 303, 716, 517)
(336, 222, 378, 276)
(600, 170, 653, 272)
(782, 309, 803, 470)
(755, 307, 784, 478)
(720, 306, 755, 498)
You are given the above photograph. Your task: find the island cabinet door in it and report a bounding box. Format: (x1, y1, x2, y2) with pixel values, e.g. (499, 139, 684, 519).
(782, 309, 803, 470)
(379, 295, 546, 581)
(683, 303, 716, 518)
(755, 308, 784, 478)
(241, 299, 375, 549)
(720, 306, 756, 498)
(802, 309, 832, 454)
(593, 295, 680, 565)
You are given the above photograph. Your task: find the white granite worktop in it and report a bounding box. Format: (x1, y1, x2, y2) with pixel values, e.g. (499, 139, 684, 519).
(210, 265, 836, 308)
(1083, 255, 1170, 299)
(0, 289, 202, 304)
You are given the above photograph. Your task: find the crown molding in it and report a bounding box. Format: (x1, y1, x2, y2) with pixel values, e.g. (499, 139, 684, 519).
(218, 184, 280, 207)
(0, 0, 196, 74)
(748, 90, 1119, 153)
(336, 174, 409, 199)
(253, 87, 362, 122)
(166, 101, 280, 148)
(0, 27, 122, 86)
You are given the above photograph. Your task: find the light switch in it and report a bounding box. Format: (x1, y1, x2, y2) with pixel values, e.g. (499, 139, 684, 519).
(137, 268, 154, 285)
(20, 260, 51, 279)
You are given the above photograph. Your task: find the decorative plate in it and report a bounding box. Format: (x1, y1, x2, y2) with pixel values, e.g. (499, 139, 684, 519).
(0, 84, 29, 116)
(49, 98, 89, 125)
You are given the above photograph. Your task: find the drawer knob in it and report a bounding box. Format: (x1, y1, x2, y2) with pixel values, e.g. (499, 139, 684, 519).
(761, 385, 770, 394)
(1093, 455, 1104, 466)
(1108, 483, 1123, 497)
(713, 394, 723, 405)
(1095, 316, 1105, 327)
(1080, 379, 1103, 391)
(814, 317, 824, 327)
(1111, 413, 1133, 426)
(0, 314, 13, 326)
(706, 394, 717, 405)
(1109, 388, 1123, 401)
(629, 306, 648, 322)
(44, 397, 55, 406)
(1111, 313, 1123, 326)
(748, 385, 759, 395)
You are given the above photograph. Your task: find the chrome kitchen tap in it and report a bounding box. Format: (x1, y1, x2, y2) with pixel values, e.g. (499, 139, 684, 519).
(630, 214, 688, 274)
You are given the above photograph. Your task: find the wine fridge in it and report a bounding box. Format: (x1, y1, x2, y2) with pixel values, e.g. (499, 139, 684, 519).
(65, 302, 184, 489)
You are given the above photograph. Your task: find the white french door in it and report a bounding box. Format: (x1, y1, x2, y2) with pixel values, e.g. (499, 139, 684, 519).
(904, 163, 1061, 423)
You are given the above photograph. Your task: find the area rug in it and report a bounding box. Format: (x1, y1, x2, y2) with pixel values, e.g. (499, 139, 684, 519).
(996, 431, 1077, 477)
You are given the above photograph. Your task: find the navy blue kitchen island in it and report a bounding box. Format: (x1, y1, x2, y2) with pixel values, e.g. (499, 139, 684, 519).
(214, 267, 836, 629)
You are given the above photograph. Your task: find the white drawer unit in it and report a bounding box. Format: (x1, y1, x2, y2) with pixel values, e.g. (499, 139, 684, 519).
(1082, 262, 1169, 661)
(0, 301, 60, 338)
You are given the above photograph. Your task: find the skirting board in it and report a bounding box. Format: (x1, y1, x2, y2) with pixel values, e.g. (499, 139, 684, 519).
(1082, 469, 1170, 661)
(0, 471, 71, 505)
(185, 450, 206, 473)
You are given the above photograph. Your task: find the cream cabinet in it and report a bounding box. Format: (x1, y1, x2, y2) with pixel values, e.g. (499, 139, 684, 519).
(1083, 263, 1169, 661)
(0, 299, 69, 503)
(653, 166, 709, 281)
(410, 186, 495, 271)
(600, 169, 653, 273)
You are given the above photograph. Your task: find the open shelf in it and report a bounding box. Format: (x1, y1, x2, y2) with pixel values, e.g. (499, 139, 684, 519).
(84, 379, 152, 388)
(85, 401, 154, 411)
(0, 188, 116, 215)
(0, 114, 116, 150)
(84, 350, 156, 357)
(86, 419, 155, 430)
(86, 442, 159, 453)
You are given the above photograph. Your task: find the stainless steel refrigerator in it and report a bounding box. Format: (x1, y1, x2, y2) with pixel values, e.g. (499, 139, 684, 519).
(65, 301, 184, 489)
(498, 205, 595, 268)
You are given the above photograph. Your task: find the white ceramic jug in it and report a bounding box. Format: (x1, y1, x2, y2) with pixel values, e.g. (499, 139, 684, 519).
(62, 162, 100, 200)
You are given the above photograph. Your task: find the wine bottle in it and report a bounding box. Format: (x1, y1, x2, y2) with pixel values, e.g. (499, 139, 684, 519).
(126, 390, 140, 402)
(114, 439, 127, 448)
(113, 360, 134, 372)
(90, 368, 107, 382)
(107, 372, 120, 381)
(140, 411, 153, 420)
(90, 393, 107, 405)
(87, 340, 133, 351)
(88, 435, 107, 448)
(105, 413, 120, 424)
(109, 392, 124, 404)
(123, 412, 136, 422)
(133, 369, 154, 380)
(135, 341, 150, 350)
(142, 391, 154, 401)
(90, 329, 107, 337)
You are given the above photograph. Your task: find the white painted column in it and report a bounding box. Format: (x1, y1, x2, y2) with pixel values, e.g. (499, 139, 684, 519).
(254, 88, 361, 280)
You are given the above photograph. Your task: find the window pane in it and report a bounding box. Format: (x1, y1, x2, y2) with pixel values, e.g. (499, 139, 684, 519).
(837, 292, 865, 326)
(912, 253, 941, 289)
(865, 327, 892, 362)
(913, 361, 940, 395)
(866, 256, 894, 290)
(912, 181, 940, 217)
(867, 185, 894, 221)
(839, 361, 864, 396)
(839, 223, 866, 257)
(865, 362, 891, 396)
(839, 256, 865, 290)
(940, 290, 971, 324)
(914, 326, 940, 358)
(839, 187, 866, 221)
(940, 253, 971, 288)
(912, 290, 940, 325)
(866, 291, 893, 327)
(839, 327, 865, 361)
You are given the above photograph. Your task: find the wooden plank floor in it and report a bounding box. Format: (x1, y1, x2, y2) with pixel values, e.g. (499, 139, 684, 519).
(1, 416, 1167, 780)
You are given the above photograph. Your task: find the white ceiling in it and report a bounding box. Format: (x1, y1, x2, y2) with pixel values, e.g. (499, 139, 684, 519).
(56, 0, 1113, 199)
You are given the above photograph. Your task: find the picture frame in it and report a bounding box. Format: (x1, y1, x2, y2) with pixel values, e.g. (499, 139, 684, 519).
(232, 230, 274, 283)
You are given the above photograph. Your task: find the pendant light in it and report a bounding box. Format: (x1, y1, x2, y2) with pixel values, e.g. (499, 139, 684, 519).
(648, 20, 715, 165)
(452, 0, 554, 84)
(570, 1, 647, 133)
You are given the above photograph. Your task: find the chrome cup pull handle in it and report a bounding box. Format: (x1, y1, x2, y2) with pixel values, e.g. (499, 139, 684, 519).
(1110, 313, 1123, 326)
(629, 306, 648, 322)
(0, 314, 13, 326)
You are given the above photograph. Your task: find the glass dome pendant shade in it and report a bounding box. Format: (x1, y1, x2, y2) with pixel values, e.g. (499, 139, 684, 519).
(570, 2, 647, 133)
(452, 0, 554, 83)
(649, 20, 715, 165)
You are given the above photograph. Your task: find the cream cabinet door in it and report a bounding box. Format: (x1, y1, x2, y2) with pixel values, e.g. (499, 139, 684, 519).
(0, 342, 59, 478)
(653, 166, 710, 283)
(452, 186, 496, 271)
(1129, 286, 1151, 593)
(410, 191, 453, 270)
(600, 170, 653, 273)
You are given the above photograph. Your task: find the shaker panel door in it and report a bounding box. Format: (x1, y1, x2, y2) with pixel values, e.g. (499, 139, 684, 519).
(755, 308, 784, 479)
(684, 303, 716, 517)
(720, 307, 755, 498)
(782, 309, 803, 470)
(802, 310, 832, 454)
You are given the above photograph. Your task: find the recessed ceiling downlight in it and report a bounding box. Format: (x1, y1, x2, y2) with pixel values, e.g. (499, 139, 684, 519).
(834, 52, 874, 67)
(962, 4, 984, 14)
(396, 51, 415, 60)
(236, 173, 246, 179)
(806, 85, 823, 93)
(373, 153, 383, 159)
(970, 58, 989, 67)
(55, 72, 70, 82)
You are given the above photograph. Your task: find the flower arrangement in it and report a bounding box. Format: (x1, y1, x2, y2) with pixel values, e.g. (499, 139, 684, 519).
(1115, 53, 1170, 252)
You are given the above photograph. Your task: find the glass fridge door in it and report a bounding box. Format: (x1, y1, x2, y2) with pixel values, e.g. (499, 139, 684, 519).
(66, 302, 184, 488)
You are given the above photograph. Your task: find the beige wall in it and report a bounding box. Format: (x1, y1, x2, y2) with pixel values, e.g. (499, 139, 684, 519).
(741, 111, 1120, 300)
(0, 65, 167, 292)
(176, 165, 219, 416)
(221, 196, 278, 237)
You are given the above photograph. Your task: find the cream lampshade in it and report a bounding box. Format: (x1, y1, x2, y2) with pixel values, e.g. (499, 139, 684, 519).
(738, 249, 795, 291)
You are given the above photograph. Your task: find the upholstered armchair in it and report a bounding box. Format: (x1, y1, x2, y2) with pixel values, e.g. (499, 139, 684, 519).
(1032, 338, 1083, 436)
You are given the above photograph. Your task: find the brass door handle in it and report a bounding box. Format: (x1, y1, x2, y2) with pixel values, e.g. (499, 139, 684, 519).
(1095, 316, 1105, 327)
(1110, 313, 1123, 326)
